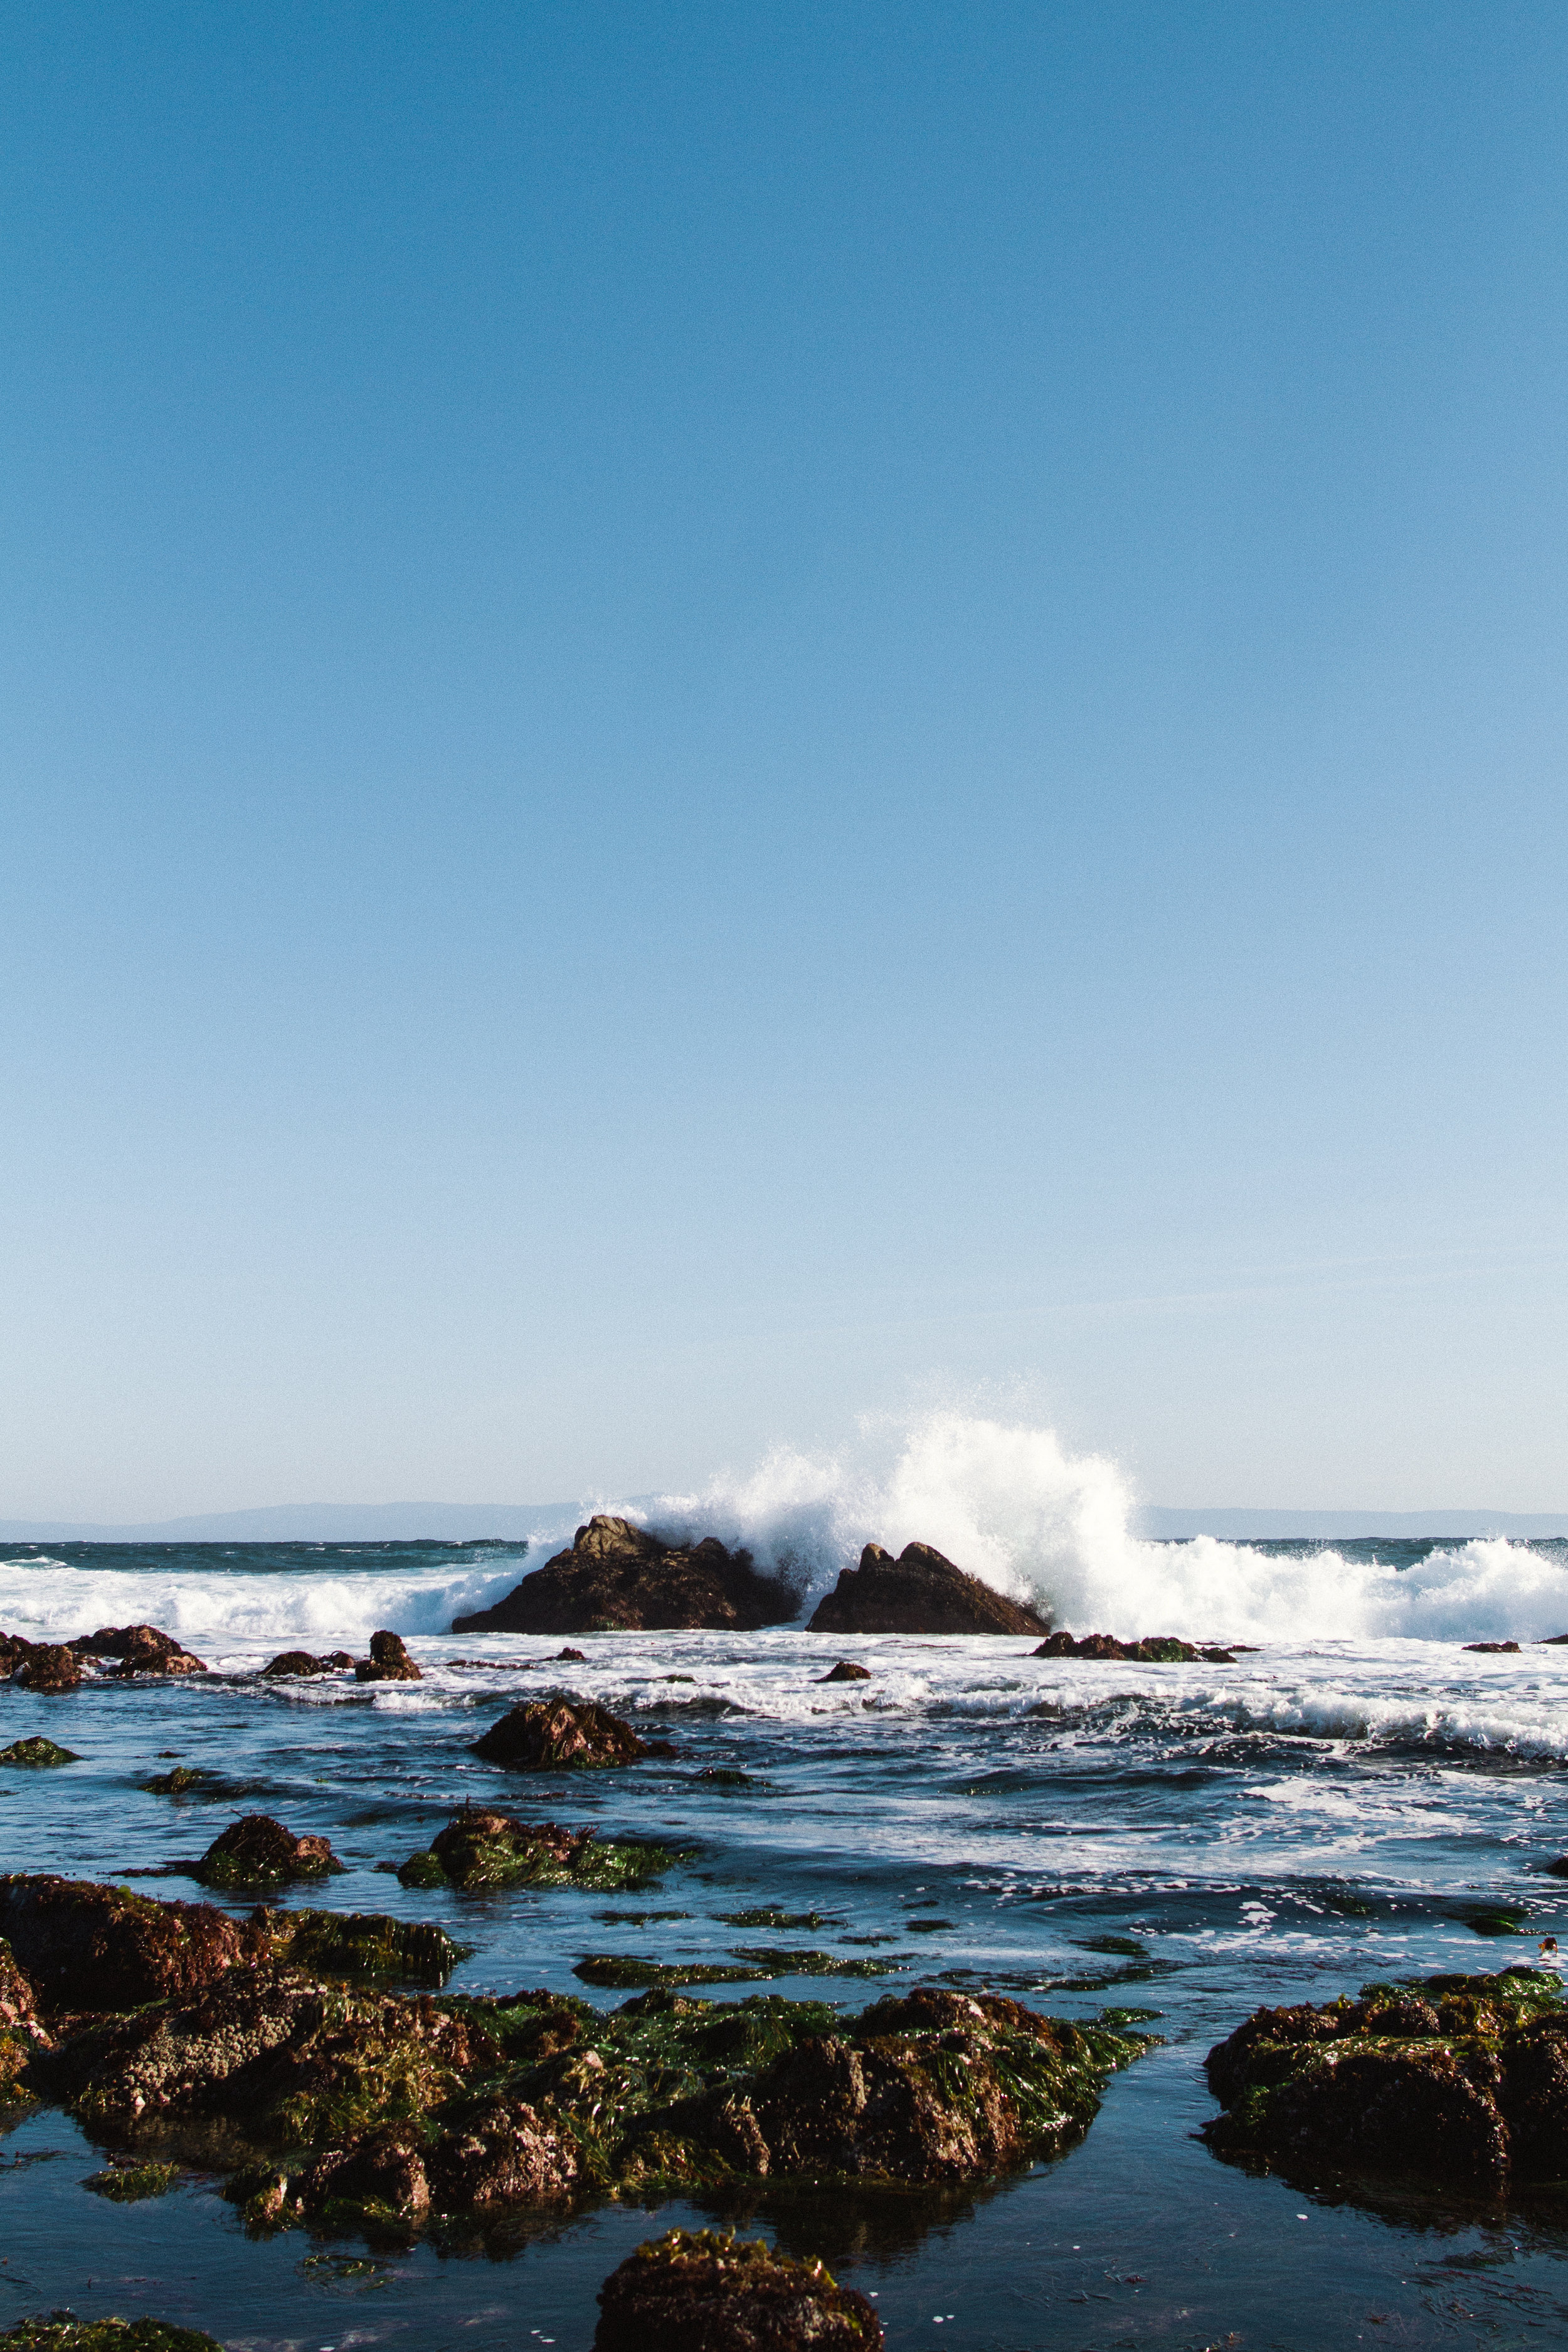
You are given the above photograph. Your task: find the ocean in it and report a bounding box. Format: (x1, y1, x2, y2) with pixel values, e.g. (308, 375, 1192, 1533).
(4, 1481, 1568, 2349)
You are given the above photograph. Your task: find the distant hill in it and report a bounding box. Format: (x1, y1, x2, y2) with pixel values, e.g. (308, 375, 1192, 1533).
(1133, 1507, 1568, 1540)
(0, 1501, 578, 1543)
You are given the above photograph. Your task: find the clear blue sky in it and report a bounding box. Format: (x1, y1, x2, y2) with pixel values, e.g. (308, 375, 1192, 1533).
(4, 2, 1565, 1520)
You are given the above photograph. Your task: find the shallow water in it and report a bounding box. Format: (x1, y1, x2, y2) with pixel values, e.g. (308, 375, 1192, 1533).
(4, 1539, 1568, 2349)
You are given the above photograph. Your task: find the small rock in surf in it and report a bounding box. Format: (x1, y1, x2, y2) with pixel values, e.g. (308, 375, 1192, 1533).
(593, 2229, 882, 2352)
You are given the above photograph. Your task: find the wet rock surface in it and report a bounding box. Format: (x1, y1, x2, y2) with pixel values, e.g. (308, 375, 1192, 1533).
(0, 2321, 226, 2352)
(452, 1516, 797, 1636)
(11, 1646, 83, 1694)
(593, 2228, 882, 2352)
(395, 1809, 675, 1893)
(807, 1545, 1048, 1638)
(354, 1631, 422, 1683)
(1204, 1967, 1568, 2191)
(0, 1878, 1148, 2243)
(818, 1662, 872, 1683)
(1034, 1631, 1237, 1663)
(196, 1815, 346, 1891)
(470, 1696, 662, 1771)
(69, 1626, 208, 1677)
(0, 1739, 80, 1767)
(260, 1651, 335, 1678)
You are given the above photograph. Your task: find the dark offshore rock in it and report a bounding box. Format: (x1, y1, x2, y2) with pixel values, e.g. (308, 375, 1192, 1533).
(396, 1810, 675, 1894)
(1464, 1641, 1520, 1654)
(807, 1544, 1048, 1638)
(12, 1646, 83, 1695)
(471, 1696, 659, 1771)
(0, 1632, 37, 1676)
(452, 1516, 797, 1636)
(354, 1631, 422, 1683)
(1203, 1968, 1568, 2190)
(0, 2320, 227, 2352)
(0, 1739, 80, 1767)
(594, 2229, 882, 2352)
(0, 1876, 246, 2013)
(818, 1661, 871, 1683)
(1034, 1631, 1236, 1663)
(197, 1815, 345, 1891)
(260, 1651, 334, 1679)
(70, 1626, 208, 1677)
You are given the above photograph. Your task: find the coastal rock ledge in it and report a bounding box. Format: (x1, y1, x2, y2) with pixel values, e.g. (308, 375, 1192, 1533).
(452, 1517, 797, 1636)
(807, 1544, 1049, 1638)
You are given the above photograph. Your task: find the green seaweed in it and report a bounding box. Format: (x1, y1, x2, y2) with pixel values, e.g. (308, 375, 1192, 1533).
(268, 1909, 470, 1986)
(0, 2323, 223, 2352)
(82, 2163, 179, 2202)
(144, 1769, 218, 1796)
(714, 1909, 833, 1931)
(0, 1739, 80, 1769)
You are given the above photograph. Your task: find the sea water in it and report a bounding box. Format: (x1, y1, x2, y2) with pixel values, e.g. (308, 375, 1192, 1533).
(4, 1459, 1568, 2347)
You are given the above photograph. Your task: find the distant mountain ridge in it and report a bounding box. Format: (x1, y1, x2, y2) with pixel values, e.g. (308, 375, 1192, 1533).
(1, 1500, 1564, 1544)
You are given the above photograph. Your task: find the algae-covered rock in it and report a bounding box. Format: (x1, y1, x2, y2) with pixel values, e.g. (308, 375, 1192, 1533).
(82, 2161, 179, 2201)
(0, 1739, 80, 1767)
(471, 1697, 655, 1771)
(573, 1949, 902, 1989)
(1204, 1967, 1568, 2190)
(594, 2228, 882, 2352)
(396, 1811, 677, 1894)
(145, 1767, 220, 1796)
(0, 2321, 226, 2352)
(196, 1815, 345, 1890)
(0, 1876, 245, 2012)
(262, 1907, 467, 1986)
(354, 1631, 422, 1684)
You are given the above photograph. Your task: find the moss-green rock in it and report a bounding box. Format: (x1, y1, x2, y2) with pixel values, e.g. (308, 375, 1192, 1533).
(82, 2162, 179, 2201)
(0, 1740, 80, 1768)
(263, 1908, 469, 1987)
(0, 2323, 223, 2351)
(395, 1811, 678, 1894)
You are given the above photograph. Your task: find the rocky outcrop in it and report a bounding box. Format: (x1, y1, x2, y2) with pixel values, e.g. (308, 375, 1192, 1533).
(1034, 1631, 1237, 1663)
(0, 2321, 226, 2351)
(1204, 1967, 1568, 2190)
(70, 1624, 208, 1676)
(395, 1810, 675, 1893)
(1464, 1641, 1520, 1653)
(0, 1632, 37, 1676)
(262, 1650, 333, 1678)
(196, 1815, 345, 1891)
(355, 1630, 422, 1683)
(594, 2230, 882, 2352)
(470, 1696, 662, 1771)
(807, 1545, 1048, 1638)
(12, 1645, 82, 1693)
(452, 1517, 797, 1636)
(0, 1875, 246, 2011)
(0, 1738, 80, 1767)
(818, 1660, 871, 1683)
(0, 1874, 1148, 2243)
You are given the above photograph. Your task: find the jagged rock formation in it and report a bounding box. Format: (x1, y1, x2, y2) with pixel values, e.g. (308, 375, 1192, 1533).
(807, 1545, 1048, 1638)
(452, 1517, 797, 1635)
(69, 1626, 208, 1677)
(354, 1629, 422, 1682)
(11, 1645, 82, 1694)
(1204, 1967, 1568, 2190)
(594, 2230, 882, 2352)
(470, 1696, 664, 1771)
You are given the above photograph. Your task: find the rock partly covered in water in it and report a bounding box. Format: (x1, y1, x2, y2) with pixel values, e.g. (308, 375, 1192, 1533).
(807, 1545, 1049, 1638)
(0, 1739, 80, 1767)
(396, 1810, 675, 1893)
(70, 1626, 208, 1677)
(261, 1650, 334, 1678)
(1463, 1641, 1520, 1654)
(0, 2321, 226, 2352)
(196, 1815, 346, 1891)
(354, 1630, 423, 1683)
(818, 1661, 872, 1683)
(452, 1517, 797, 1636)
(471, 1696, 664, 1771)
(594, 2230, 882, 2352)
(1204, 1967, 1568, 2190)
(11, 1646, 83, 1695)
(1034, 1631, 1237, 1663)
(0, 1873, 1149, 2241)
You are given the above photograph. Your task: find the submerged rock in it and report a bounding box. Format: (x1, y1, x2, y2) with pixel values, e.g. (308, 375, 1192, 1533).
(594, 2229, 882, 2352)
(396, 1810, 675, 1893)
(452, 1516, 797, 1636)
(82, 2159, 180, 2201)
(470, 1696, 659, 1771)
(260, 1650, 335, 1678)
(354, 1631, 422, 1683)
(1033, 1631, 1236, 1663)
(1464, 1641, 1520, 1654)
(196, 1815, 346, 1891)
(70, 1625, 208, 1677)
(1204, 1967, 1568, 2190)
(807, 1544, 1048, 1638)
(12, 1646, 82, 1695)
(0, 2322, 226, 2352)
(0, 1875, 246, 2012)
(261, 1907, 466, 1986)
(818, 1661, 871, 1683)
(0, 1739, 80, 1767)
